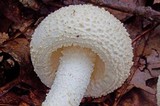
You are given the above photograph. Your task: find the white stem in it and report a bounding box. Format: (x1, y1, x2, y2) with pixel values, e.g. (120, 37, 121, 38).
(42, 48, 95, 106)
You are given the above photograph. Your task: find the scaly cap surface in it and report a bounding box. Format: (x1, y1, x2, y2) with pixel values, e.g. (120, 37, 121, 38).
(30, 4, 133, 97)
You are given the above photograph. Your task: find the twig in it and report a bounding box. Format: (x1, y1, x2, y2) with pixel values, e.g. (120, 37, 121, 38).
(0, 78, 20, 97)
(132, 23, 159, 45)
(113, 66, 137, 106)
(84, 0, 160, 23)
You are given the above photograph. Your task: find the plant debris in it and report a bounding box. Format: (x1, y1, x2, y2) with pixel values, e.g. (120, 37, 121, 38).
(0, 0, 160, 106)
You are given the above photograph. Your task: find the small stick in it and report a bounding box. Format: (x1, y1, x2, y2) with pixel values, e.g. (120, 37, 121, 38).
(132, 23, 159, 45)
(84, 0, 160, 23)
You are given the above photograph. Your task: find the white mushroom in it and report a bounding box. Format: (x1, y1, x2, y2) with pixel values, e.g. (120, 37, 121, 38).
(157, 77, 160, 106)
(30, 5, 133, 106)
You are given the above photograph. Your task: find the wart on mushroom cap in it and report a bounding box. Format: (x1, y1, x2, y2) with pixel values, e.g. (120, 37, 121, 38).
(30, 5, 133, 106)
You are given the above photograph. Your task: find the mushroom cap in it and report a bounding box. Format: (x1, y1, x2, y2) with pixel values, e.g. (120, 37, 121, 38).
(30, 4, 133, 97)
(157, 77, 160, 106)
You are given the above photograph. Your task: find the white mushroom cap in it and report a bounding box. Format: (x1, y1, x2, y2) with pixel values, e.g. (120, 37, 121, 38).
(30, 4, 133, 97)
(157, 77, 160, 106)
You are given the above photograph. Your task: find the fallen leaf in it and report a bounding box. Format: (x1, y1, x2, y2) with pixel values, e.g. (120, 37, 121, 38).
(0, 32, 9, 44)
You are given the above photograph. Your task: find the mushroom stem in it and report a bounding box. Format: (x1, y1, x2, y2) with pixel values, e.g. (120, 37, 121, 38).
(42, 48, 96, 106)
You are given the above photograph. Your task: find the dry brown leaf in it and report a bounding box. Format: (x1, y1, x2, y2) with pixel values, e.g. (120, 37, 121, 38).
(19, 102, 30, 106)
(130, 70, 155, 94)
(0, 32, 9, 44)
(154, 0, 160, 3)
(0, 0, 160, 106)
(19, 0, 40, 11)
(0, 38, 47, 105)
(0, 0, 25, 24)
(118, 87, 157, 106)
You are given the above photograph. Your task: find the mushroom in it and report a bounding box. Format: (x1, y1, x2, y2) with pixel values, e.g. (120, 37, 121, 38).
(30, 5, 133, 106)
(157, 77, 160, 106)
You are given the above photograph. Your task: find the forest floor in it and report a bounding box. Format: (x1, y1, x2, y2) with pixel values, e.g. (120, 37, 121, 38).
(0, 0, 160, 106)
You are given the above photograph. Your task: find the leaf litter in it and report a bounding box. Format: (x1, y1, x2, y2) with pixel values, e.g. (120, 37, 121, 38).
(0, 0, 160, 106)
